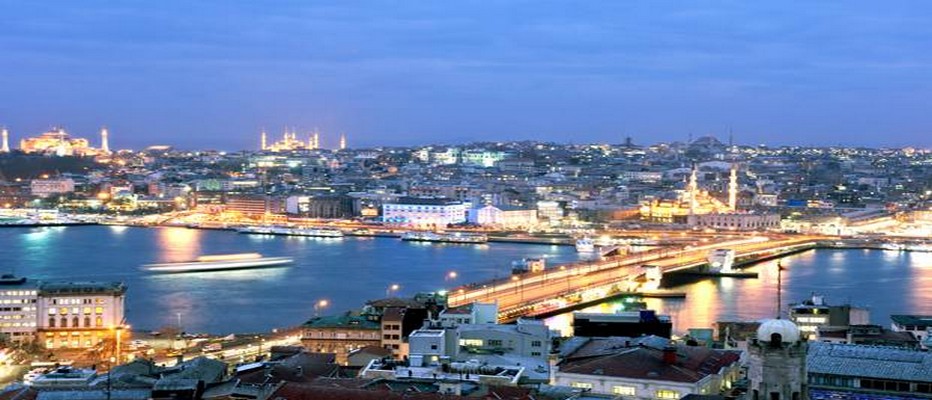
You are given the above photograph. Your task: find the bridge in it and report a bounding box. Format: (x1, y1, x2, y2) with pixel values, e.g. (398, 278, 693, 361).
(446, 235, 820, 322)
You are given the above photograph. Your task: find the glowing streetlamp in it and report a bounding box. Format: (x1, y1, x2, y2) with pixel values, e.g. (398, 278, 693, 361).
(386, 284, 400, 298)
(445, 271, 458, 282)
(313, 299, 329, 317)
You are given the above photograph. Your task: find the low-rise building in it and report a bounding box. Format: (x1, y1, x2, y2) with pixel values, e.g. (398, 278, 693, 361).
(553, 336, 742, 399)
(808, 341, 932, 398)
(469, 205, 538, 229)
(686, 212, 780, 231)
(30, 178, 76, 197)
(301, 314, 381, 365)
(382, 197, 466, 227)
(891, 314, 932, 349)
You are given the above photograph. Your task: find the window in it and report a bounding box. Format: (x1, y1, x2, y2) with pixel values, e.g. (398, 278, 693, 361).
(487, 339, 503, 347)
(531, 340, 542, 347)
(383, 334, 392, 340)
(459, 339, 483, 347)
(430, 344, 438, 350)
(570, 382, 593, 390)
(72, 317, 79, 328)
(84, 317, 91, 327)
(61, 318, 68, 328)
(83, 307, 91, 315)
(613, 386, 636, 396)
(49, 317, 55, 327)
(95, 307, 104, 314)
(657, 389, 680, 399)
(95, 316, 103, 327)
(531, 352, 541, 356)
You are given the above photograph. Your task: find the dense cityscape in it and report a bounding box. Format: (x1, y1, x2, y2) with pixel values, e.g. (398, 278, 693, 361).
(0, 125, 928, 400)
(3, 2, 932, 400)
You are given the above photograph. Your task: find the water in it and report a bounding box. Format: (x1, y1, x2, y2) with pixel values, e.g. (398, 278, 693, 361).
(0, 226, 578, 333)
(546, 248, 932, 335)
(1, 226, 929, 335)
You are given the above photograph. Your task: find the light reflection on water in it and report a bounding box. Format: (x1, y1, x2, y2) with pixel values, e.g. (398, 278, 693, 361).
(545, 248, 931, 336)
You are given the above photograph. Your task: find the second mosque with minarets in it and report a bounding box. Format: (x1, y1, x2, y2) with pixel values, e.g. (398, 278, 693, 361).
(260, 128, 347, 152)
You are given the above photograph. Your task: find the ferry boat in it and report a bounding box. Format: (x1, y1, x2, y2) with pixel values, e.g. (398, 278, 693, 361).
(144, 253, 293, 273)
(237, 226, 343, 238)
(707, 249, 736, 273)
(401, 231, 488, 244)
(575, 237, 595, 253)
(511, 258, 546, 275)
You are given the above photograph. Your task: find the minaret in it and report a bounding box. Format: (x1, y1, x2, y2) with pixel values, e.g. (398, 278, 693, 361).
(1, 127, 9, 153)
(261, 130, 267, 150)
(339, 132, 346, 150)
(728, 164, 738, 212)
(687, 166, 698, 214)
(313, 130, 320, 150)
(100, 127, 111, 154)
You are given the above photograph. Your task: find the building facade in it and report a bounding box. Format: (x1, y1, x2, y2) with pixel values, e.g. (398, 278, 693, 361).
(30, 178, 76, 197)
(382, 197, 466, 227)
(300, 314, 381, 365)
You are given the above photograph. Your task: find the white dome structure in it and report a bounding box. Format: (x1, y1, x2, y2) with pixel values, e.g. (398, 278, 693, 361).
(757, 319, 801, 343)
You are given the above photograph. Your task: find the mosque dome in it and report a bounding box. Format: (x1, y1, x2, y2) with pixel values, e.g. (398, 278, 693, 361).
(757, 319, 801, 343)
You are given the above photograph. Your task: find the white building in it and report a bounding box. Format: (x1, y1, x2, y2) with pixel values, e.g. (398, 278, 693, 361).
(554, 336, 742, 399)
(30, 178, 76, 197)
(457, 318, 550, 359)
(437, 302, 498, 328)
(536, 200, 563, 223)
(468, 205, 538, 229)
(460, 150, 507, 168)
(0, 276, 38, 344)
(382, 197, 466, 227)
(37, 281, 127, 349)
(0, 277, 126, 348)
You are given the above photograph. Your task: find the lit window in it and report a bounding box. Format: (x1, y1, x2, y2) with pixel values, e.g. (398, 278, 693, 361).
(59, 307, 68, 315)
(83, 307, 91, 314)
(656, 389, 680, 399)
(95, 307, 104, 314)
(571, 382, 593, 390)
(613, 386, 636, 396)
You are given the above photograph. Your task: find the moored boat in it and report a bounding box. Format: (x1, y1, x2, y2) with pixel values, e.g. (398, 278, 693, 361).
(401, 231, 488, 244)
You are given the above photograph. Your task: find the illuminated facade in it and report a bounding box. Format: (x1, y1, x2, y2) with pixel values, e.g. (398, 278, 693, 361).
(1, 127, 9, 153)
(37, 281, 126, 349)
(30, 178, 76, 197)
(640, 167, 734, 223)
(0, 277, 125, 348)
(19, 127, 111, 156)
(382, 197, 466, 227)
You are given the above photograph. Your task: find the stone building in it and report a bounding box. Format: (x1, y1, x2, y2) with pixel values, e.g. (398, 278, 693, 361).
(300, 314, 380, 365)
(747, 319, 808, 400)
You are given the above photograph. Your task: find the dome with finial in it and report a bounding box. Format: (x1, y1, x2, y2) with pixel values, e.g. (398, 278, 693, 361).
(757, 319, 800, 343)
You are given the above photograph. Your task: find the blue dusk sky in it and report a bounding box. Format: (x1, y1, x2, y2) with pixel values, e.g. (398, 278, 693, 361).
(1, 1, 931, 150)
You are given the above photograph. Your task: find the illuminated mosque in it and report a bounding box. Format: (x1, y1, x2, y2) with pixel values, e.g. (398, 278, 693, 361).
(17, 126, 111, 157)
(640, 165, 739, 223)
(260, 128, 347, 152)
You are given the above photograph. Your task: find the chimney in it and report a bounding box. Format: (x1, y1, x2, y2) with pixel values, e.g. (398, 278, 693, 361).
(662, 345, 677, 365)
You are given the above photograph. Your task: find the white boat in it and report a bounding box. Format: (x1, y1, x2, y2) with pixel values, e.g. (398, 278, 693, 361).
(144, 253, 293, 273)
(240, 226, 343, 238)
(707, 249, 736, 273)
(401, 231, 488, 244)
(575, 237, 595, 253)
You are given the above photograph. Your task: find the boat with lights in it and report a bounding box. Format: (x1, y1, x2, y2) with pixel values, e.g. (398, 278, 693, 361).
(144, 253, 293, 273)
(401, 231, 488, 244)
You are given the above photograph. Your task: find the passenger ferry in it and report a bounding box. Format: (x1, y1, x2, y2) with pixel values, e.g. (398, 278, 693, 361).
(238, 226, 343, 238)
(575, 237, 596, 253)
(707, 249, 736, 273)
(144, 253, 293, 273)
(401, 231, 488, 244)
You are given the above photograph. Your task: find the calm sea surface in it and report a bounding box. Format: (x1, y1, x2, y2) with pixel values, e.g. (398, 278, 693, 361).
(0, 226, 929, 335)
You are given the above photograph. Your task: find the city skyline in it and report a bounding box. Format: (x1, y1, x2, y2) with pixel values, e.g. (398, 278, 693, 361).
(2, 2, 932, 149)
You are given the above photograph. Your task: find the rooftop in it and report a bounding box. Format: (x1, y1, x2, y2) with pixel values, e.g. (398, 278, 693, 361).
(303, 314, 380, 330)
(807, 342, 932, 382)
(891, 315, 932, 328)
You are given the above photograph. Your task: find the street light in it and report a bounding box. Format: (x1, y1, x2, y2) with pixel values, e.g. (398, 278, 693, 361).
(445, 271, 458, 283)
(386, 284, 400, 298)
(313, 299, 329, 317)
